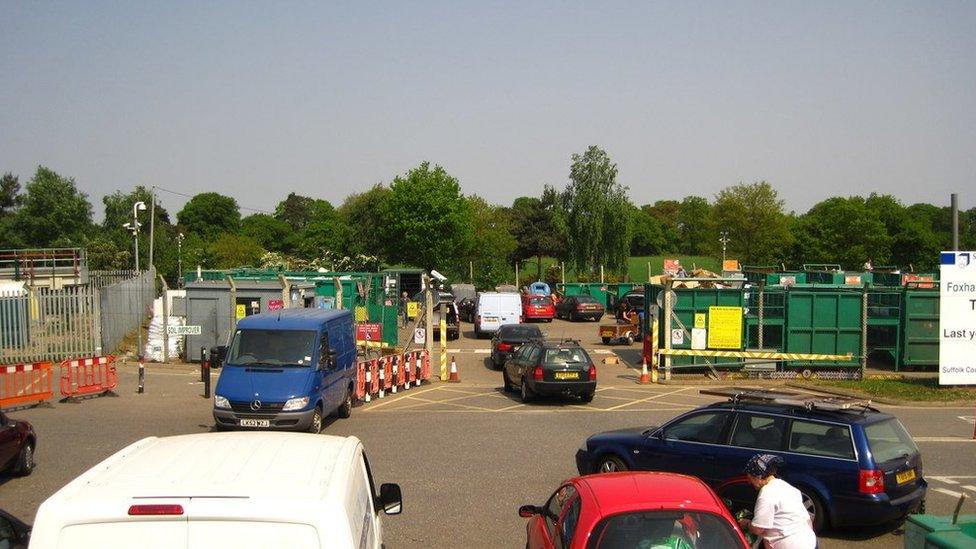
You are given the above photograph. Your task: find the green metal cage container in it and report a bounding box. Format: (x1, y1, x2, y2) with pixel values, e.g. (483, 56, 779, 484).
(645, 284, 747, 369)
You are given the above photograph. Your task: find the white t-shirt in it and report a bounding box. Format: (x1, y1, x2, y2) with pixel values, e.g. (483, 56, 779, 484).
(752, 478, 818, 549)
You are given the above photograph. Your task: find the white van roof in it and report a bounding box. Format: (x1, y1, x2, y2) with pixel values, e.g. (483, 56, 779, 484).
(45, 432, 360, 502)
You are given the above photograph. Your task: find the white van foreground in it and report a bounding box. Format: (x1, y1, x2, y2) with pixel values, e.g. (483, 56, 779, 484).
(29, 432, 402, 549)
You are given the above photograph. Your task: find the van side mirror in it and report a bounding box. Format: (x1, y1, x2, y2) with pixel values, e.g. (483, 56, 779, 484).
(379, 483, 402, 515)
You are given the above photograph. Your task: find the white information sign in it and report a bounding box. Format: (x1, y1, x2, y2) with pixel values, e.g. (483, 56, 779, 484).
(691, 328, 707, 350)
(166, 325, 201, 336)
(414, 328, 426, 345)
(939, 251, 976, 385)
(671, 329, 684, 345)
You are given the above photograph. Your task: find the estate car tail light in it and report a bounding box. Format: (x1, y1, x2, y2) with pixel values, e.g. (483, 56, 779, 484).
(128, 504, 185, 516)
(532, 366, 544, 381)
(498, 342, 512, 352)
(859, 469, 885, 494)
(588, 364, 597, 381)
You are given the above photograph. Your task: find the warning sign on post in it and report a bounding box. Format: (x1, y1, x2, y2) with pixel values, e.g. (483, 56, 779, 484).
(939, 251, 976, 385)
(707, 306, 743, 349)
(356, 323, 382, 342)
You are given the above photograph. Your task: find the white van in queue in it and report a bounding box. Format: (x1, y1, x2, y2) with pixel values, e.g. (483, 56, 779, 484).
(474, 291, 523, 337)
(29, 432, 402, 549)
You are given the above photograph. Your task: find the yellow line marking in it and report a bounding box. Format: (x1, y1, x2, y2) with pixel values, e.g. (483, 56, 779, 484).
(603, 387, 691, 411)
(360, 385, 444, 411)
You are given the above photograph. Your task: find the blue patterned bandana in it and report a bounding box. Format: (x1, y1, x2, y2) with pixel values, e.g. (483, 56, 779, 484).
(744, 454, 784, 478)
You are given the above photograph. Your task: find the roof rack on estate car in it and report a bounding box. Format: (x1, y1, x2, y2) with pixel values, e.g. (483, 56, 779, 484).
(700, 387, 875, 412)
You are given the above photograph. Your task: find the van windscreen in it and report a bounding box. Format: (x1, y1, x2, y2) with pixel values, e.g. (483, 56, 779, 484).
(227, 329, 318, 367)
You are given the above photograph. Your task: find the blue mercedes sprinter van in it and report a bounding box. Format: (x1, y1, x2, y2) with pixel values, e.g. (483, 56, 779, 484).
(212, 308, 357, 433)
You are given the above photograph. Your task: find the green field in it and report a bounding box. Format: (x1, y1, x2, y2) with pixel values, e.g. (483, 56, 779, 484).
(516, 255, 722, 284)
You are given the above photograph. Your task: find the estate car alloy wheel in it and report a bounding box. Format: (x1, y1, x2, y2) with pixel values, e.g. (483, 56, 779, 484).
(596, 455, 627, 473)
(798, 487, 826, 532)
(520, 379, 534, 402)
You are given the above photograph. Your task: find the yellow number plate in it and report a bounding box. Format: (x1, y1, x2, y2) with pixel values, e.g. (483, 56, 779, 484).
(555, 372, 579, 380)
(600, 330, 615, 337)
(896, 469, 916, 484)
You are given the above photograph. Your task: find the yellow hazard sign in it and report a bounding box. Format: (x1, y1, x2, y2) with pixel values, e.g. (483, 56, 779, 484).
(407, 301, 419, 318)
(694, 313, 706, 329)
(707, 306, 742, 349)
(235, 304, 246, 320)
(355, 306, 368, 322)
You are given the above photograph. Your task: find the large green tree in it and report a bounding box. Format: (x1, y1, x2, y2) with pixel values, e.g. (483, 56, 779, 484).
(242, 213, 295, 253)
(0, 172, 23, 248)
(630, 205, 667, 255)
(463, 195, 517, 287)
(643, 200, 681, 252)
(209, 233, 265, 268)
(177, 192, 241, 241)
(14, 166, 94, 247)
(102, 186, 175, 272)
(710, 181, 792, 265)
(274, 192, 318, 233)
(866, 194, 940, 270)
(510, 191, 564, 279)
(297, 200, 347, 260)
(791, 196, 891, 268)
(561, 146, 633, 275)
(676, 196, 712, 255)
(381, 162, 472, 272)
(337, 184, 392, 259)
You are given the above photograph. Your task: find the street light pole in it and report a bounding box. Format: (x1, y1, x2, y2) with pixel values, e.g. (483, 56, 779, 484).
(719, 231, 730, 263)
(177, 232, 184, 288)
(123, 201, 147, 373)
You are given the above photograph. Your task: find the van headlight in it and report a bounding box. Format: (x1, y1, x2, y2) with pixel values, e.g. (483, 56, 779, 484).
(214, 395, 231, 409)
(282, 396, 310, 411)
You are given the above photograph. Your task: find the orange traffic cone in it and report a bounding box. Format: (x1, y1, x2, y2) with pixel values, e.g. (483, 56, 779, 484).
(638, 357, 650, 384)
(448, 356, 460, 383)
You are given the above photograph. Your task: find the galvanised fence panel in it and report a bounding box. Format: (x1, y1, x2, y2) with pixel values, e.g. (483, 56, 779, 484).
(0, 285, 98, 364)
(98, 269, 156, 356)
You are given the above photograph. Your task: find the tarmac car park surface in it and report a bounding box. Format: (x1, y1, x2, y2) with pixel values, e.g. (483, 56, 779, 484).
(1, 317, 974, 549)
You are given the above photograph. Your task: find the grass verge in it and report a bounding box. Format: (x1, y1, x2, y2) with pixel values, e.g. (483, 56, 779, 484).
(811, 378, 976, 402)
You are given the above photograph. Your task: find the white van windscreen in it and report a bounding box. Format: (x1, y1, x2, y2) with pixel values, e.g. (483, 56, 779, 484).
(227, 329, 318, 367)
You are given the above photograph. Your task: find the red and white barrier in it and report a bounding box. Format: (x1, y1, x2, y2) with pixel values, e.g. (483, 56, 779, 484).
(59, 355, 118, 399)
(0, 361, 54, 409)
(354, 350, 435, 405)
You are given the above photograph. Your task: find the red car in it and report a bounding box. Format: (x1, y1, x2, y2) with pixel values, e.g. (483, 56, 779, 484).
(519, 472, 748, 549)
(523, 295, 556, 322)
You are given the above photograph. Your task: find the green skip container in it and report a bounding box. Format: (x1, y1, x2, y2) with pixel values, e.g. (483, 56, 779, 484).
(904, 514, 976, 548)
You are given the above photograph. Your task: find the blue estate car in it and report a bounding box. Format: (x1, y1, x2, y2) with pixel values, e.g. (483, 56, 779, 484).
(575, 388, 926, 532)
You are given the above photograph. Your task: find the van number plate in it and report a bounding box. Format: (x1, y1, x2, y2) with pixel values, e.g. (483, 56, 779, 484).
(896, 469, 916, 484)
(240, 419, 270, 428)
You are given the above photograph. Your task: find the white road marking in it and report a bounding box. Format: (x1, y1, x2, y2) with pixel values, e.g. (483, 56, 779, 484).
(958, 415, 975, 425)
(933, 487, 963, 499)
(591, 350, 613, 354)
(963, 485, 976, 492)
(913, 437, 976, 442)
(930, 476, 960, 485)
(474, 349, 490, 354)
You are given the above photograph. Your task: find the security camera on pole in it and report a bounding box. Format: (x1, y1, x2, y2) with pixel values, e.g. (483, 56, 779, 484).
(123, 200, 147, 393)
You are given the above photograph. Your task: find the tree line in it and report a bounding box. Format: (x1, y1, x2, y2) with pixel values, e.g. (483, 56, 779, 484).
(1, 146, 973, 288)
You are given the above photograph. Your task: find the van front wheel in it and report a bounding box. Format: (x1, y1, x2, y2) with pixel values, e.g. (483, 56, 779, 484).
(308, 405, 323, 433)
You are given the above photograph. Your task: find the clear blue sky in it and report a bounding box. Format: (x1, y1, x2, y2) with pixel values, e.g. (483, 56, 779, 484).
(2, 1, 974, 220)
